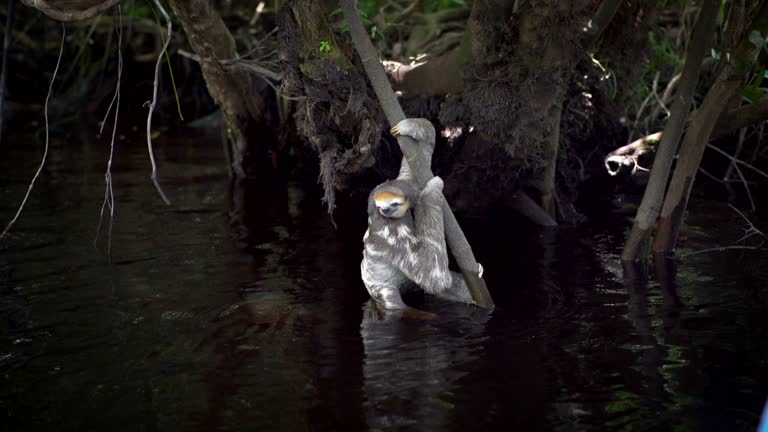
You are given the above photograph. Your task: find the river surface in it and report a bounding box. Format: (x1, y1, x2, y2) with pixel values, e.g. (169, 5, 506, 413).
(1, 125, 766, 431)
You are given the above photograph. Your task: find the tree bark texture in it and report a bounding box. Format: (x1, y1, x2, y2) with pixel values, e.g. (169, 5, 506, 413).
(341, 0, 494, 308)
(464, 0, 598, 219)
(621, 0, 718, 262)
(653, 2, 768, 254)
(168, 0, 268, 178)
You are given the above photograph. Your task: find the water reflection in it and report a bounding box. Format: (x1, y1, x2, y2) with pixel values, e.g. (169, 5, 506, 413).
(360, 299, 490, 430)
(0, 126, 766, 431)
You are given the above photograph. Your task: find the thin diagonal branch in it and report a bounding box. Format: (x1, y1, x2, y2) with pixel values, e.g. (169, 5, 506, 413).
(341, 0, 494, 308)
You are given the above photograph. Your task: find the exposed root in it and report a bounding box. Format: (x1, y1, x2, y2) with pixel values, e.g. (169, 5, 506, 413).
(95, 5, 123, 258)
(1, 25, 66, 240)
(145, 0, 172, 205)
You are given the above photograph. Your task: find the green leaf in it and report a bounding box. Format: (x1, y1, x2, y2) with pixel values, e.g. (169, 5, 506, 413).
(741, 84, 766, 103)
(130, 4, 150, 17)
(754, 67, 766, 88)
(329, 7, 343, 16)
(749, 30, 764, 48)
(319, 40, 332, 53)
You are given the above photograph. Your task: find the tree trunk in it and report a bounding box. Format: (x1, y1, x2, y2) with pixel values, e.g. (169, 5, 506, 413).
(539, 101, 562, 216)
(620, 0, 718, 262)
(653, 2, 768, 254)
(168, 0, 270, 178)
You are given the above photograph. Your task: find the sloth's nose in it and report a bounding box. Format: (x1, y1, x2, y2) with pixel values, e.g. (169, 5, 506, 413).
(381, 207, 396, 216)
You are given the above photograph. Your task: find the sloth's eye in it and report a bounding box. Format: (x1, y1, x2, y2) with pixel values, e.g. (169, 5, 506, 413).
(391, 202, 401, 207)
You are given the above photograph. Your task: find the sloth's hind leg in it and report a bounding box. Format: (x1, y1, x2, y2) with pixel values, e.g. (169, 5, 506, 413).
(431, 271, 474, 304)
(367, 285, 408, 310)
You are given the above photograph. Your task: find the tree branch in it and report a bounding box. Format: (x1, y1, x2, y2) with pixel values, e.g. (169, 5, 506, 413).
(340, 0, 494, 308)
(585, 0, 623, 45)
(21, 0, 120, 22)
(714, 96, 768, 138)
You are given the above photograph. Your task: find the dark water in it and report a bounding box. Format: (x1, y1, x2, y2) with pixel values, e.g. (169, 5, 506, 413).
(1, 126, 766, 431)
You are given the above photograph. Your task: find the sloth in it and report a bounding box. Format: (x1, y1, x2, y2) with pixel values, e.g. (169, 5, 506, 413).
(360, 118, 474, 310)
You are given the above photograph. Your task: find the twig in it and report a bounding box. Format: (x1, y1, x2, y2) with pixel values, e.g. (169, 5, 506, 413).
(707, 143, 768, 180)
(697, 167, 755, 184)
(146, 0, 171, 205)
(723, 128, 745, 194)
(731, 158, 755, 212)
(651, 71, 670, 119)
(678, 204, 766, 258)
(729, 203, 765, 239)
(697, 167, 723, 183)
(649, 73, 681, 121)
(679, 244, 764, 258)
(1, 25, 66, 240)
(176, 48, 299, 101)
(95, 5, 123, 258)
(176, 47, 282, 81)
(148, 0, 184, 121)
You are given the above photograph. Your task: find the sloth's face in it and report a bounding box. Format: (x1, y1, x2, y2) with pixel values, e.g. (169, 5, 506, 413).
(374, 191, 409, 218)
